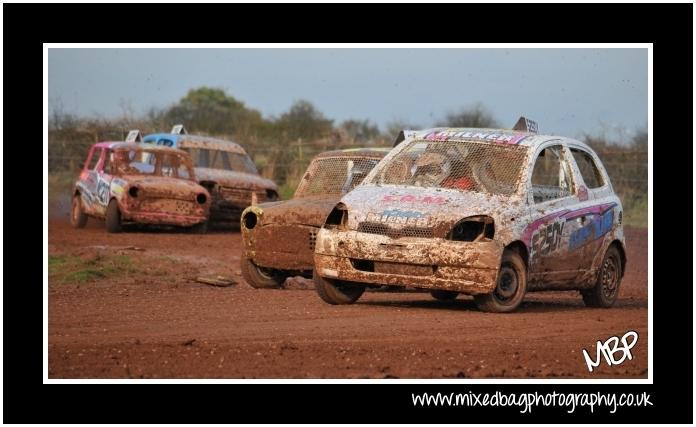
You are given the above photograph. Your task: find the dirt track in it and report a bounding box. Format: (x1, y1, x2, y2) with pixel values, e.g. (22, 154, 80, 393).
(48, 215, 648, 379)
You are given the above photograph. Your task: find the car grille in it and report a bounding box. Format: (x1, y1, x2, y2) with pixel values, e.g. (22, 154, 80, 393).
(220, 187, 267, 204)
(140, 198, 197, 215)
(375, 261, 434, 276)
(350, 259, 434, 276)
(308, 230, 317, 251)
(356, 221, 434, 239)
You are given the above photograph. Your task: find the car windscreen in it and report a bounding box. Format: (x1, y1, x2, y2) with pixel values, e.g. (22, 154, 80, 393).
(369, 139, 528, 196)
(294, 157, 381, 198)
(111, 149, 194, 180)
(182, 147, 258, 174)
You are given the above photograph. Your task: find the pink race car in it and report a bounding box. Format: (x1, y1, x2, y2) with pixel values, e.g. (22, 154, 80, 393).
(71, 142, 211, 233)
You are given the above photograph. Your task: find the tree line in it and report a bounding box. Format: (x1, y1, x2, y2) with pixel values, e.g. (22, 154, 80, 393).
(48, 86, 647, 226)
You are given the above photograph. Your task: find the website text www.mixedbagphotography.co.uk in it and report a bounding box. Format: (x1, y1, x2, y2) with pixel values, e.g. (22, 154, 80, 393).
(412, 391, 653, 414)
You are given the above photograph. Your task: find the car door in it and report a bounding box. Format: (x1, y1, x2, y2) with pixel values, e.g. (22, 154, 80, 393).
(79, 147, 104, 216)
(566, 145, 617, 273)
(92, 149, 115, 216)
(526, 143, 584, 288)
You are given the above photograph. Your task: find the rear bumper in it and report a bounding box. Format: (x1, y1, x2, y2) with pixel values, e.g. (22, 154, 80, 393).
(313, 229, 503, 295)
(210, 201, 245, 223)
(211, 191, 276, 223)
(242, 223, 317, 271)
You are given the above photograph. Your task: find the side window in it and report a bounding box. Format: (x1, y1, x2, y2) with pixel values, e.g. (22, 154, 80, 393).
(103, 150, 112, 174)
(531, 146, 574, 203)
(341, 159, 378, 194)
(570, 148, 604, 189)
(86, 148, 102, 171)
(176, 164, 190, 179)
(159, 154, 188, 179)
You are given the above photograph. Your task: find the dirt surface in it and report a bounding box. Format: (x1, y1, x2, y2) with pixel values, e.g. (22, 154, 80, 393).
(48, 213, 648, 379)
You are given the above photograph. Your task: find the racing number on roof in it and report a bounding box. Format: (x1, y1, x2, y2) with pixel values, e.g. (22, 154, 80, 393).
(157, 139, 174, 147)
(170, 124, 187, 135)
(125, 130, 142, 143)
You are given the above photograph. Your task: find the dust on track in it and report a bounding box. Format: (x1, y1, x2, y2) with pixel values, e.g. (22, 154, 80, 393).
(48, 214, 648, 379)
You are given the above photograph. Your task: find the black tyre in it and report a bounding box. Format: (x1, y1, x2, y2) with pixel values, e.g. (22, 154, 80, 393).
(581, 245, 622, 308)
(313, 270, 365, 305)
(70, 195, 88, 228)
(105, 199, 122, 233)
(240, 257, 286, 289)
(430, 290, 459, 301)
(474, 249, 527, 313)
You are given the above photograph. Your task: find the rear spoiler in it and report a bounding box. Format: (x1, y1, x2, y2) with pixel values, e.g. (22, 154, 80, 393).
(392, 130, 417, 147)
(125, 129, 142, 143)
(171, 124, 188, 135)
(512, 116, 538, 133)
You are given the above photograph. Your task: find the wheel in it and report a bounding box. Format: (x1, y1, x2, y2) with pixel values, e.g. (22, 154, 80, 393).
(70, 195, 88, 228)
(190, 221, 208, 234)
(474, 249, 527, 313)
(240, 257, 286, 289)
(430, 290, 459, 301)
(313, 270, 365, 305)
(581, 245, 622, 308)
(105, 199, 122, 233)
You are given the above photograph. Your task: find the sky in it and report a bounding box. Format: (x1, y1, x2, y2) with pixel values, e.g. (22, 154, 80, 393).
(48, 47, 648, 140)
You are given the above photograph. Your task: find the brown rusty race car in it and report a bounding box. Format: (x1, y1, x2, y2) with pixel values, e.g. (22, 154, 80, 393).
(240, 148, 390, 288)
(71, 142, 211, 233)
(143, 127, 278, 226)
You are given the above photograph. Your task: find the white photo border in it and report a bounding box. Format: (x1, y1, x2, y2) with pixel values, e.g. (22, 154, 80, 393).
(43, 42, 653, 385)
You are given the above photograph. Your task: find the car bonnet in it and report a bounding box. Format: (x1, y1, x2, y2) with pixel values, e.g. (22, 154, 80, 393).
(338, 184, 524, 236)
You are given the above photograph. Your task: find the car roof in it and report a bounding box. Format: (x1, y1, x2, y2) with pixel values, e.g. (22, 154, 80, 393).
(93, 141, 187, 153)
(315, 147, 392, 159)
(408, 127, 592, 151)
(143, 133, 248, 155)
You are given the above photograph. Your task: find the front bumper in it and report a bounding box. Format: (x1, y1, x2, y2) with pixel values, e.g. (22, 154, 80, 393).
(313, 228, 503, 295)
(122, 209, 207, 227)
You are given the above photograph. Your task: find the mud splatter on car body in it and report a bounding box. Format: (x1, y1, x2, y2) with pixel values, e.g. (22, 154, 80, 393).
(143, 132, 278, 225)
(71, 142, 210, 232)
(240, 148, 390, 288)
(313, 122, 626, 312)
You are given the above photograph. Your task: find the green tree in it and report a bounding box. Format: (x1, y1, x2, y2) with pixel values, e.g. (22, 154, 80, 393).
(339, 119, 381, 144)
(162, 87, 266, 136)
(276, 100, 333, 141)
(436, 103, 499, 128)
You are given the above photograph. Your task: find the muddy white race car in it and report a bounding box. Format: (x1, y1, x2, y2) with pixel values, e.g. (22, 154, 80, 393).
(71, 141, 211, 233)
(313, 118, 626, 312)
(240, 148, 390, 288)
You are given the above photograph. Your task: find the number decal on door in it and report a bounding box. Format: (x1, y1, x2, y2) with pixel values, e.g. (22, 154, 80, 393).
(97, 177, 110, 205)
